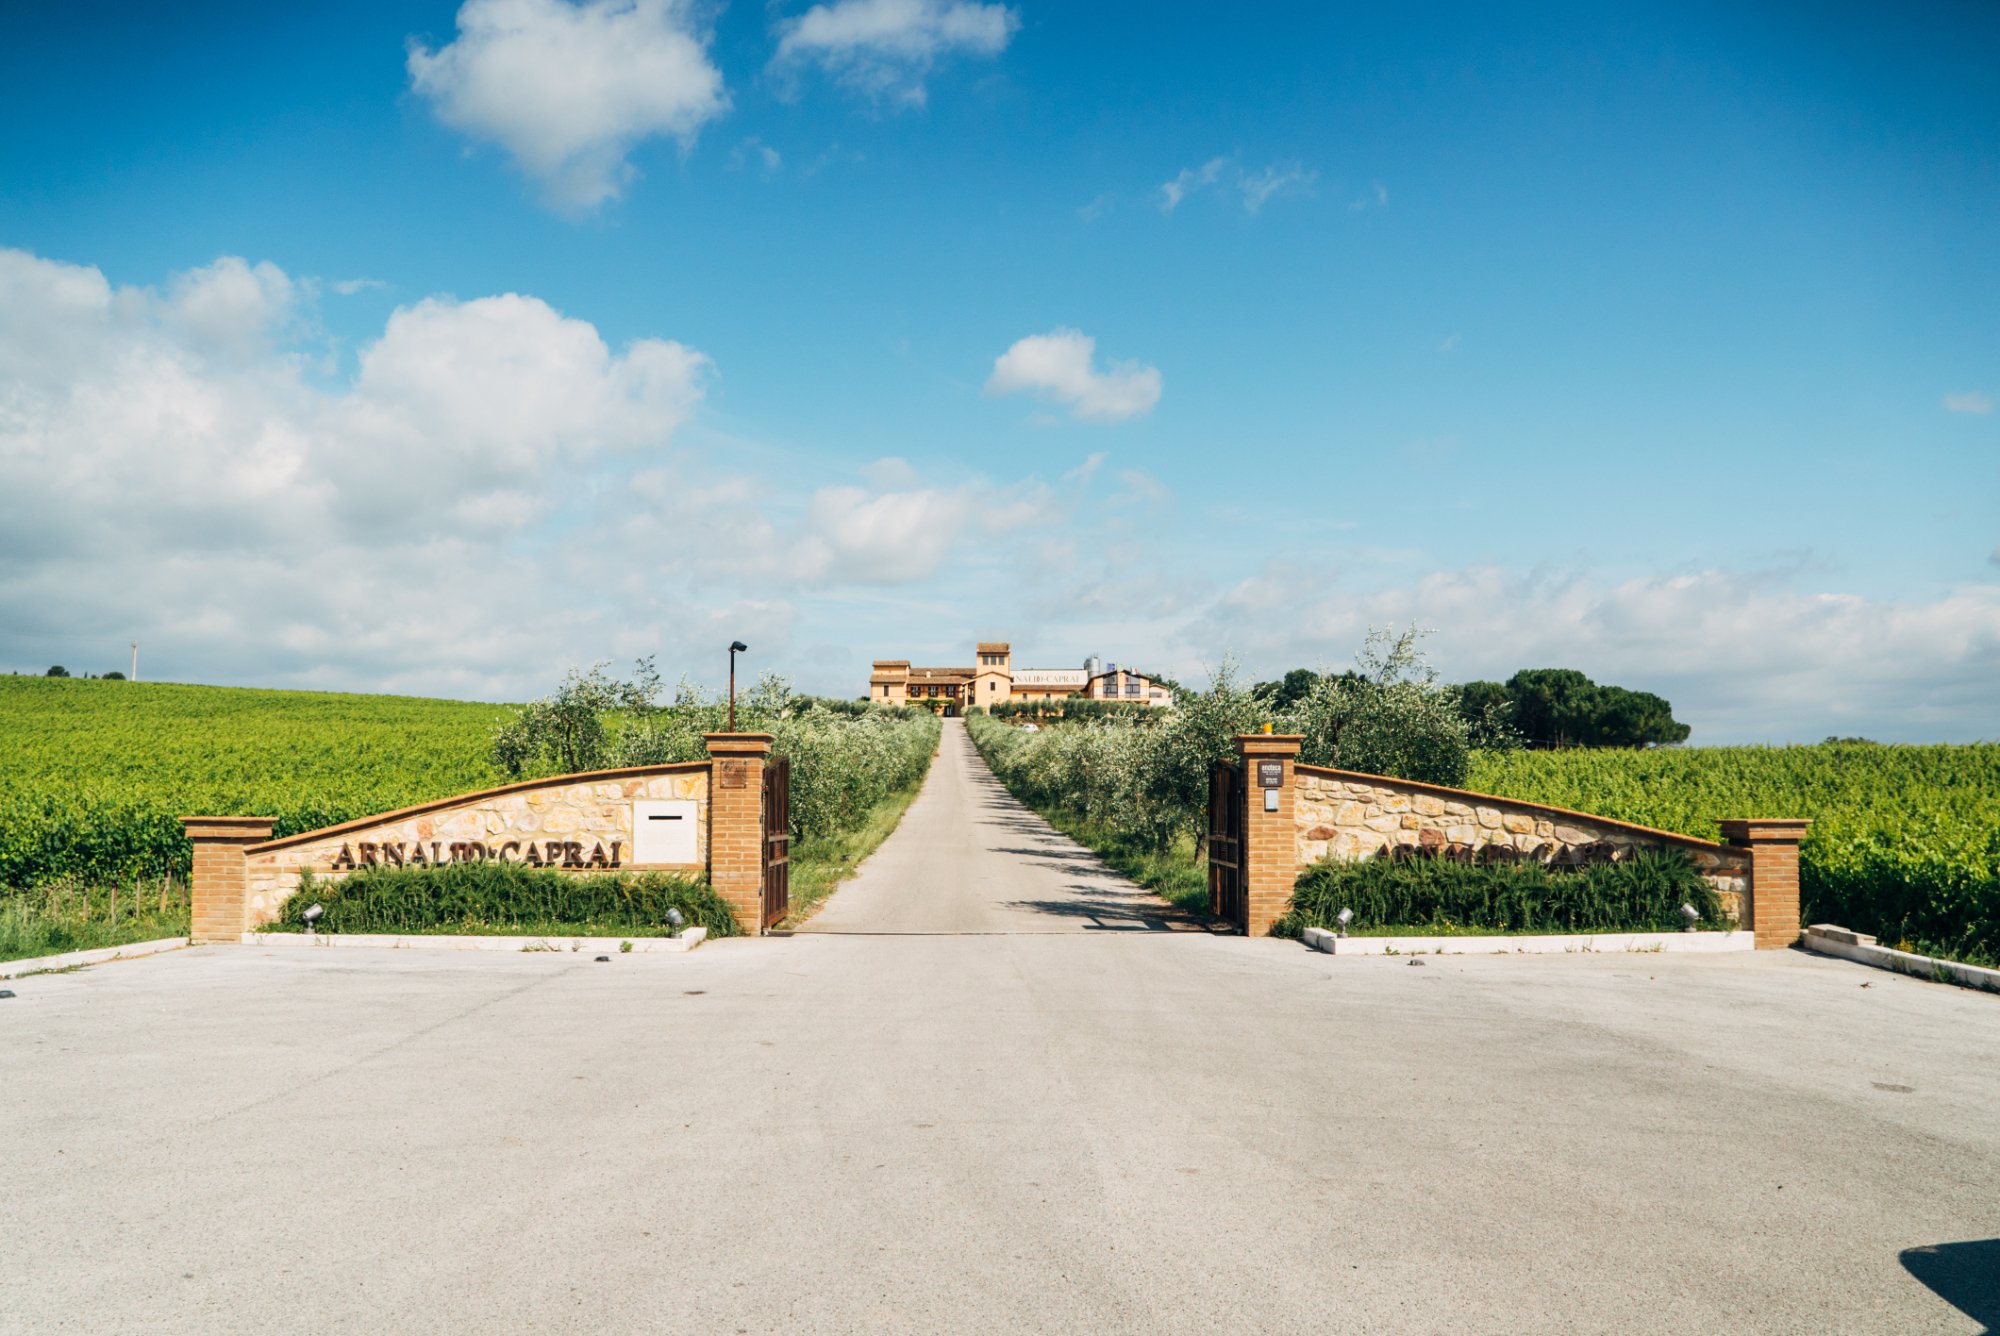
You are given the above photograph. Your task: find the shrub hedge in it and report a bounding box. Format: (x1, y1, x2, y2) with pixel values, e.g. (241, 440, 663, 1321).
(1276, 849, 1723, 938)
(266, 862, 739, 938)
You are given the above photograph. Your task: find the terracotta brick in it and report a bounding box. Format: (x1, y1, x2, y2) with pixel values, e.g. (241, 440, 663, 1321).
(181, 817, 276, 942)
(1719, 819, 1813, 949)
(703, 733, 774, 935)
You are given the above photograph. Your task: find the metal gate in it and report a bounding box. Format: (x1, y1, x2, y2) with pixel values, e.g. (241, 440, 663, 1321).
(1207, 760, 1245, 931)
(762, 755, 792, 930)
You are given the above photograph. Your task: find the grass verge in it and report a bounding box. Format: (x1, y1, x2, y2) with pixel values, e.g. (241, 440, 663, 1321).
(0, 887, 189, 965)
(779, 777, 926, 928)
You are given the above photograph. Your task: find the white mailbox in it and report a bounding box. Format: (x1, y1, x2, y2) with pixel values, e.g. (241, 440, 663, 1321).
(631, 800, 699, 865)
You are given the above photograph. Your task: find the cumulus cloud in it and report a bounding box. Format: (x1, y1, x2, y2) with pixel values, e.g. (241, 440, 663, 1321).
(985, 328, 1162, 422)
(0, 247, 727, 697)
(0, 246, 1088, 698)
(771, 0, 1017, 106)
(408, 0, 728, 212)
(1944, 390, 1993, 415)
(1179, 564, 2000, 743)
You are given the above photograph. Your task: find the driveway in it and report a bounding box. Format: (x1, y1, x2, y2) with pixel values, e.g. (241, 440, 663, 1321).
(1, 737, 1996, 1333)
(804, 718, 1204, 934)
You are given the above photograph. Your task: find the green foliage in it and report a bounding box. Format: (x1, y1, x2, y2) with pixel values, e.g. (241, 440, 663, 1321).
(1277, 848, 1721, 937)
(1480, 668, 1691, 749)
(971, 632, 1469, 853)
(492, 659, 660, 776)
(501, 665, 941, 845)
(1469, 742, 2000, 966)
(1287, 628, 1471, 786)
(0, 677, 507, 891)
(45, 666, 69, 678)
(1252, 667, 1330, 710)
(268, 862, 738, 937)
(1457, 680, 1520, 749)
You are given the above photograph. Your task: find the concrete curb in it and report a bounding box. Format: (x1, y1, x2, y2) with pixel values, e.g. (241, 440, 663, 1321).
(1300, 926, 1754, 956)
(241, 927, 709, 954)
(0, 936, 190, 978)
(1802, 924, 2000, 994)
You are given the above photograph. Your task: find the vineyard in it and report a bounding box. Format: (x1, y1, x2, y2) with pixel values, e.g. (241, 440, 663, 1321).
(970, 706, 2000, 966)
(1469, 744, 2000, 966)
(0, 674, 939, 955)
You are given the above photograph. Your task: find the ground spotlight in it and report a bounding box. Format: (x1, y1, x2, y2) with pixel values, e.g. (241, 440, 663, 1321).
(302, 903, 324, 928)
(1680, 902, 1701, 930)
(666, 906, 686, 937)
(1336, 907, 1354, 937)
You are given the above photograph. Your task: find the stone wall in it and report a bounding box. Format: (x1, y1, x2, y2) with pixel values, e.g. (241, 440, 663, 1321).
(235, 764, 711, 931)
(1293, 764, 1752, 920)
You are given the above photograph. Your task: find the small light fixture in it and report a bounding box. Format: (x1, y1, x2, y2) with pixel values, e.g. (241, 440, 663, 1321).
(1336, 907, 1354, 937)
(666, 906, 686, 937)
(1680, 902, 1701, 931)
(302, 903, 325, 930)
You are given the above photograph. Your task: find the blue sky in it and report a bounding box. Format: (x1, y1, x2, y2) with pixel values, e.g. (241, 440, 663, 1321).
(1, 0, 1995, 740)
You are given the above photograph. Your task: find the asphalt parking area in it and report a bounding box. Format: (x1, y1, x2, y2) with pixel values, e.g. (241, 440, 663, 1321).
(2, 934, 1995, 1334)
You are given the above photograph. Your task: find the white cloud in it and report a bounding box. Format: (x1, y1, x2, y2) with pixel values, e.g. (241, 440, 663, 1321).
(1944, 390, 1993, 415)
(985, 328, 1162, 422)
(1348, 181, 1388, 211)
(1160, 156, 1319, 215)
(408, 0, 728, 212)
(1159, 157, 1227, 212)
(0, 247, 724, 697)
(771, 0, 1018, 106)
(1438, 333, 1460, 353)
(731, 136, 782, 174)
(1240, 163, 1318, 214)
(1063, 451, 1106, 483)
(331, 278, 389, 296)
(1182, 564, 2000, 743)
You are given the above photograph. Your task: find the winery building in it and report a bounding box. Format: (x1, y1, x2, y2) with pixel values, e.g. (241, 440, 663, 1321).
(868, 642, 1171, 715)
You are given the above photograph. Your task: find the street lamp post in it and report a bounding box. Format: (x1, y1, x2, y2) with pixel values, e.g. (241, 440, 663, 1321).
(728, 640, 748, 732)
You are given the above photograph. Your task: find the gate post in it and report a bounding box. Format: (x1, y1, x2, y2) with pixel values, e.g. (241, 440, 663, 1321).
(1719, 819, 1813, 949)
(703, 732, 775, 935)
(182, 816, 276, 943)
(1235, 733, 1304, 937)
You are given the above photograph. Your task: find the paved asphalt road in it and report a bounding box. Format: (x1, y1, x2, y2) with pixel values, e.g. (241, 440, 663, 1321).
(3, 724, 1997, 1334)
(804, 720, 1205, 934)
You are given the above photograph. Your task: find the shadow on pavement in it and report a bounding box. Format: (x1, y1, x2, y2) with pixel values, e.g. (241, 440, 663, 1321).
(1902, 1239, 1999, 1333)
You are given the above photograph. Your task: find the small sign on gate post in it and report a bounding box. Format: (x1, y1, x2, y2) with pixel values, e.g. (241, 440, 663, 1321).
(1256, 760, 1284, 789)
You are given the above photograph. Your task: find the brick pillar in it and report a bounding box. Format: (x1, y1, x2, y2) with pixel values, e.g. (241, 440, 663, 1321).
(1719, 818, 1813, 950)
(182, 817, 276, 944)
(1236, 733, 1304, 937)
(703, 732, 774, 936)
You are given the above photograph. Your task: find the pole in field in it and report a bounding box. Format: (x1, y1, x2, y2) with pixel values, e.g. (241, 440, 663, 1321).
(130, 642, 138, 681)
(728, 640, 748, 732)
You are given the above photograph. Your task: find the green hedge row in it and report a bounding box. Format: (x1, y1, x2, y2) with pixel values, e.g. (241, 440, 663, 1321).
(266, 862, 740, 938)
(1276, 849, 1723, 938)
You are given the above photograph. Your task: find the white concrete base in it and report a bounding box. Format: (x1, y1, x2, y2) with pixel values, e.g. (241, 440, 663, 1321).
(243, 926, 709, 953)
(0, 936, 190, 978)
(1300, 926, 1754, 956)
(1803, 924, 2000, 994)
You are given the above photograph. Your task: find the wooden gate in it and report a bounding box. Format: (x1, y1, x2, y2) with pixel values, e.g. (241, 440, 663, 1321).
(762, 755, 792, 930)
(1207, 760, 1245, 931)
